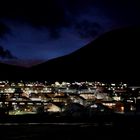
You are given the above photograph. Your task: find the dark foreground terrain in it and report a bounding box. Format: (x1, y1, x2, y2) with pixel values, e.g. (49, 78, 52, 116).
(0, 114, 140, 140)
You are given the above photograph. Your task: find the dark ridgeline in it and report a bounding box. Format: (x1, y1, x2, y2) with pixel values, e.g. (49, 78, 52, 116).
(0, 26, 140, 84)
(30, 26, 140, 84)
(0, 62, 27, 81)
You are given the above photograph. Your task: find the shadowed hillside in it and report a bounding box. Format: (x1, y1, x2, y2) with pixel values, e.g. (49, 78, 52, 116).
(0, 62, 27, 80)
(0, 26, 140, 84)
(30, 26, 140, 83)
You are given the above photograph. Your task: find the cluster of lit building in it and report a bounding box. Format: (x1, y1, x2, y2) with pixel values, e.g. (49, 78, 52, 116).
(0, 80, 140, 116)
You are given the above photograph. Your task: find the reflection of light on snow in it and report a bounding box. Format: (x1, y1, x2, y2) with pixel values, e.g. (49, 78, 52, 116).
(100, 109, 104, 112)
(30, 98, 41, 101)
(130, 105, 136, 111)
(127, 100, 133, 103)
(47, 104, 61, 112)
(132, 88, 135, 91)
(113, 96, 121, 101)
(4, 88, 15, 93)
(90, 104, 97, 108)
(96, 93, 105, 99)
(12, 102, 17, 105)
(121, 106, 124, 112)
(111, 84, 115, 86)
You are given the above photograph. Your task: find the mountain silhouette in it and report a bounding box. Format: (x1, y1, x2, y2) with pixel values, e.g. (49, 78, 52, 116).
(0, 62, 27, 80)
(0, 26, 140, 84)
(30, 26, 140, 83)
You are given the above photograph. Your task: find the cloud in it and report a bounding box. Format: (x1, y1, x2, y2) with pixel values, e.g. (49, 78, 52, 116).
(48, 28, 62, 40)
(0, 22, 10, 38)
(0, 0, 99, 40)
(75, 20, 101, 39)
(1, 0, 140, 27)
(0, 1, 69, 26)
(64, 0, 95, 14)
(95, 0, 140, 25)
(0, 1, 70, 40)
(0, 0, 118, 40)
(0, 46, 17, 59)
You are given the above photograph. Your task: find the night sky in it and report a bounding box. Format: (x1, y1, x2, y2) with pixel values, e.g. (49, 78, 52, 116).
(0, 0, 140, 67)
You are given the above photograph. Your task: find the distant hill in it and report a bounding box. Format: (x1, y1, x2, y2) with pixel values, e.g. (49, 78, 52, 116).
(1, 26, 140, 84)
(30, 26, 140, 83)
(0, 62, 27, 80)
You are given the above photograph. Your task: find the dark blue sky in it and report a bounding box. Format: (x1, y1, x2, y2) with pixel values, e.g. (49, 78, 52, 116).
(0, 0, 140, 67)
